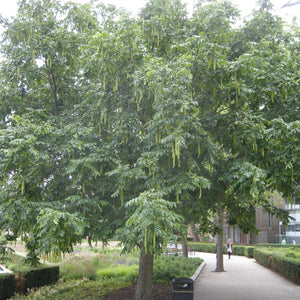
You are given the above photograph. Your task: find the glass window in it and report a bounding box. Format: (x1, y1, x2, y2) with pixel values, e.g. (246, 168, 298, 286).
(269, 214, 273, 227)
(230, 227, 234, 240)
(287, 224, 295, 232)
(296, 224, 300, 231)
(234, 227, 240, 243)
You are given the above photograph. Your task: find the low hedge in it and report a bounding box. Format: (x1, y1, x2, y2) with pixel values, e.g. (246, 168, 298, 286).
(0, 252, 59, 298)
(0, 273, 15, 300)
(187, 242, 218, 253)
(256, 243, 300, 249)
(153, 255, 203, 284)
(188, 242, 254, 258)
(232, 245, 254, 258)
(254, 248, 300, 284)
(19, 265, 60, 292)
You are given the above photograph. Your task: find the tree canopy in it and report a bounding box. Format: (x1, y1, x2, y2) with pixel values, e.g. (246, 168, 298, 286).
(0, 0, 299, 298)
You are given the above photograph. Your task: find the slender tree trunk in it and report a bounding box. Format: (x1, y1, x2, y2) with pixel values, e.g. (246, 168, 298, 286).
(135, 250, 153, 300)
(180, 232, 188, 257)
(190, 224, 200, 242)
(215, 205, 225, 272)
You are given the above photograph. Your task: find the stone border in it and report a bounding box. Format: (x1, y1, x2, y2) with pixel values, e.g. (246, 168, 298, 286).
(191, 261, 206, 282)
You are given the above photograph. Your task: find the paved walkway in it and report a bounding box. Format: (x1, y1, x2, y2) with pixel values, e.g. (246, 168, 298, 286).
(190, 252, 300, 300)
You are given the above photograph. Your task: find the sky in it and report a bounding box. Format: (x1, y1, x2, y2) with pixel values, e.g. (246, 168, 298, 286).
(0, 0, 299, 23)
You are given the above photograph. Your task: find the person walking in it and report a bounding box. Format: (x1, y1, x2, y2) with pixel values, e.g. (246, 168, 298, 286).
(226, 239, 233, 259)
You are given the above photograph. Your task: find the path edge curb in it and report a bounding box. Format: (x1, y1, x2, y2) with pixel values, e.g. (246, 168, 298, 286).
(191, 261, 206, 282)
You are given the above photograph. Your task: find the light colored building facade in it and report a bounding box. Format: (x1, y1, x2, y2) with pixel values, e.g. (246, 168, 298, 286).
(284, 196, 300, 244)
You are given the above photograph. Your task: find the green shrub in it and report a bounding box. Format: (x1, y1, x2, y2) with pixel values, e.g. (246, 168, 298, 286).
(96, 264, 139, 282)
(10, 278, 132, 300)
(188, 242, 254, 258)
(0, 253, 25, 271)
(10, 251, 202, 299)
(90, 247, 123, 255)
(60, 257, 99, 281)
(24, 266, 59, 290)
(0, 251, 59, 294)
(0, 273, 15, 300)
(256, 243, 300, 249)
(254, 248, 300, 284)
(285, 250, 300, 259)
(187, 242, 218, 253)
(153, 255, 202, 284)
(246, 246, 254, 258)
(12, 265, 60, 294)
(0, 234, 15, 260)
(232, 245, 254, 258)
(96, 255, 202, 285)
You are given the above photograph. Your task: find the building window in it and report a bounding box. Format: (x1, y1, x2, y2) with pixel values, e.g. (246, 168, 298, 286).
(294, 196, 300, 205)
(234, 227, 240, 243)
(269, 213, 273, 227)
(287, 223, 300, 232)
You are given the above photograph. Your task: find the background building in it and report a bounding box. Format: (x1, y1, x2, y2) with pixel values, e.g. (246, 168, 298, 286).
(189, 193, 299, 245)
(223, 193, 300, 245)
(285, 196, 300, 244)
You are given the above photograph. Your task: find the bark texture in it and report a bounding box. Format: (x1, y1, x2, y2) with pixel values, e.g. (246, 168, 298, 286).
(215, 205, 225, 272)
(135, 251, 154, 300)
(190, 224, 200, 242)
(181, 232, 188, 257)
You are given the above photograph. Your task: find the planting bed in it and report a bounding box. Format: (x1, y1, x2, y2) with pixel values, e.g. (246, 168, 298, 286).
(103, 283, 172, 300)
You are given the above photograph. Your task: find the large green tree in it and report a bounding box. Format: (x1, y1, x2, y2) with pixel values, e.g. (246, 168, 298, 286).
(0, 0, 299, 299)
(187, 0, 299, 271)
(0, 0, 126, 259)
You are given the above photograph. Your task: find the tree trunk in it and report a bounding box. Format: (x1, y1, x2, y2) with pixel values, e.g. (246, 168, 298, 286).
(135, 250, 154, 300)
(190, 224, 200, 242)
(215, 205, 225, 272)
(180, 232, 188, 257)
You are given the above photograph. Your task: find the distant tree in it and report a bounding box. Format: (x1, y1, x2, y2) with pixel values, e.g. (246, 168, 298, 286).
(185, 0, 298, 271)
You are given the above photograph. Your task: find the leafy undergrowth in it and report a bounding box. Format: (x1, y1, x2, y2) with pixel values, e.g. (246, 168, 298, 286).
(153, 255, 202, 283)
(10, 246, 202, 299)
(59, 250, 139, 281)
(11, 278, 132, 299)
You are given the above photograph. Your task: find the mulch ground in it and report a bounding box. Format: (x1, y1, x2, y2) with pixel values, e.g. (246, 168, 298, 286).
(103, 283, 173, 300)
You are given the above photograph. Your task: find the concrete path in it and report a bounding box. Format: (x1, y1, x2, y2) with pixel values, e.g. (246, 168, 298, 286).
(190, 252, 300, 300)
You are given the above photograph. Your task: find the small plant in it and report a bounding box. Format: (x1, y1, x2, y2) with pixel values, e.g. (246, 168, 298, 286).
(0, 234, 15, 260)
(23, 236, 41, 267)
(10, 278, 132, 299)
(60, 256, 100, 281)
(153, 255, 202, 284)
(97, 264, 139, 282)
